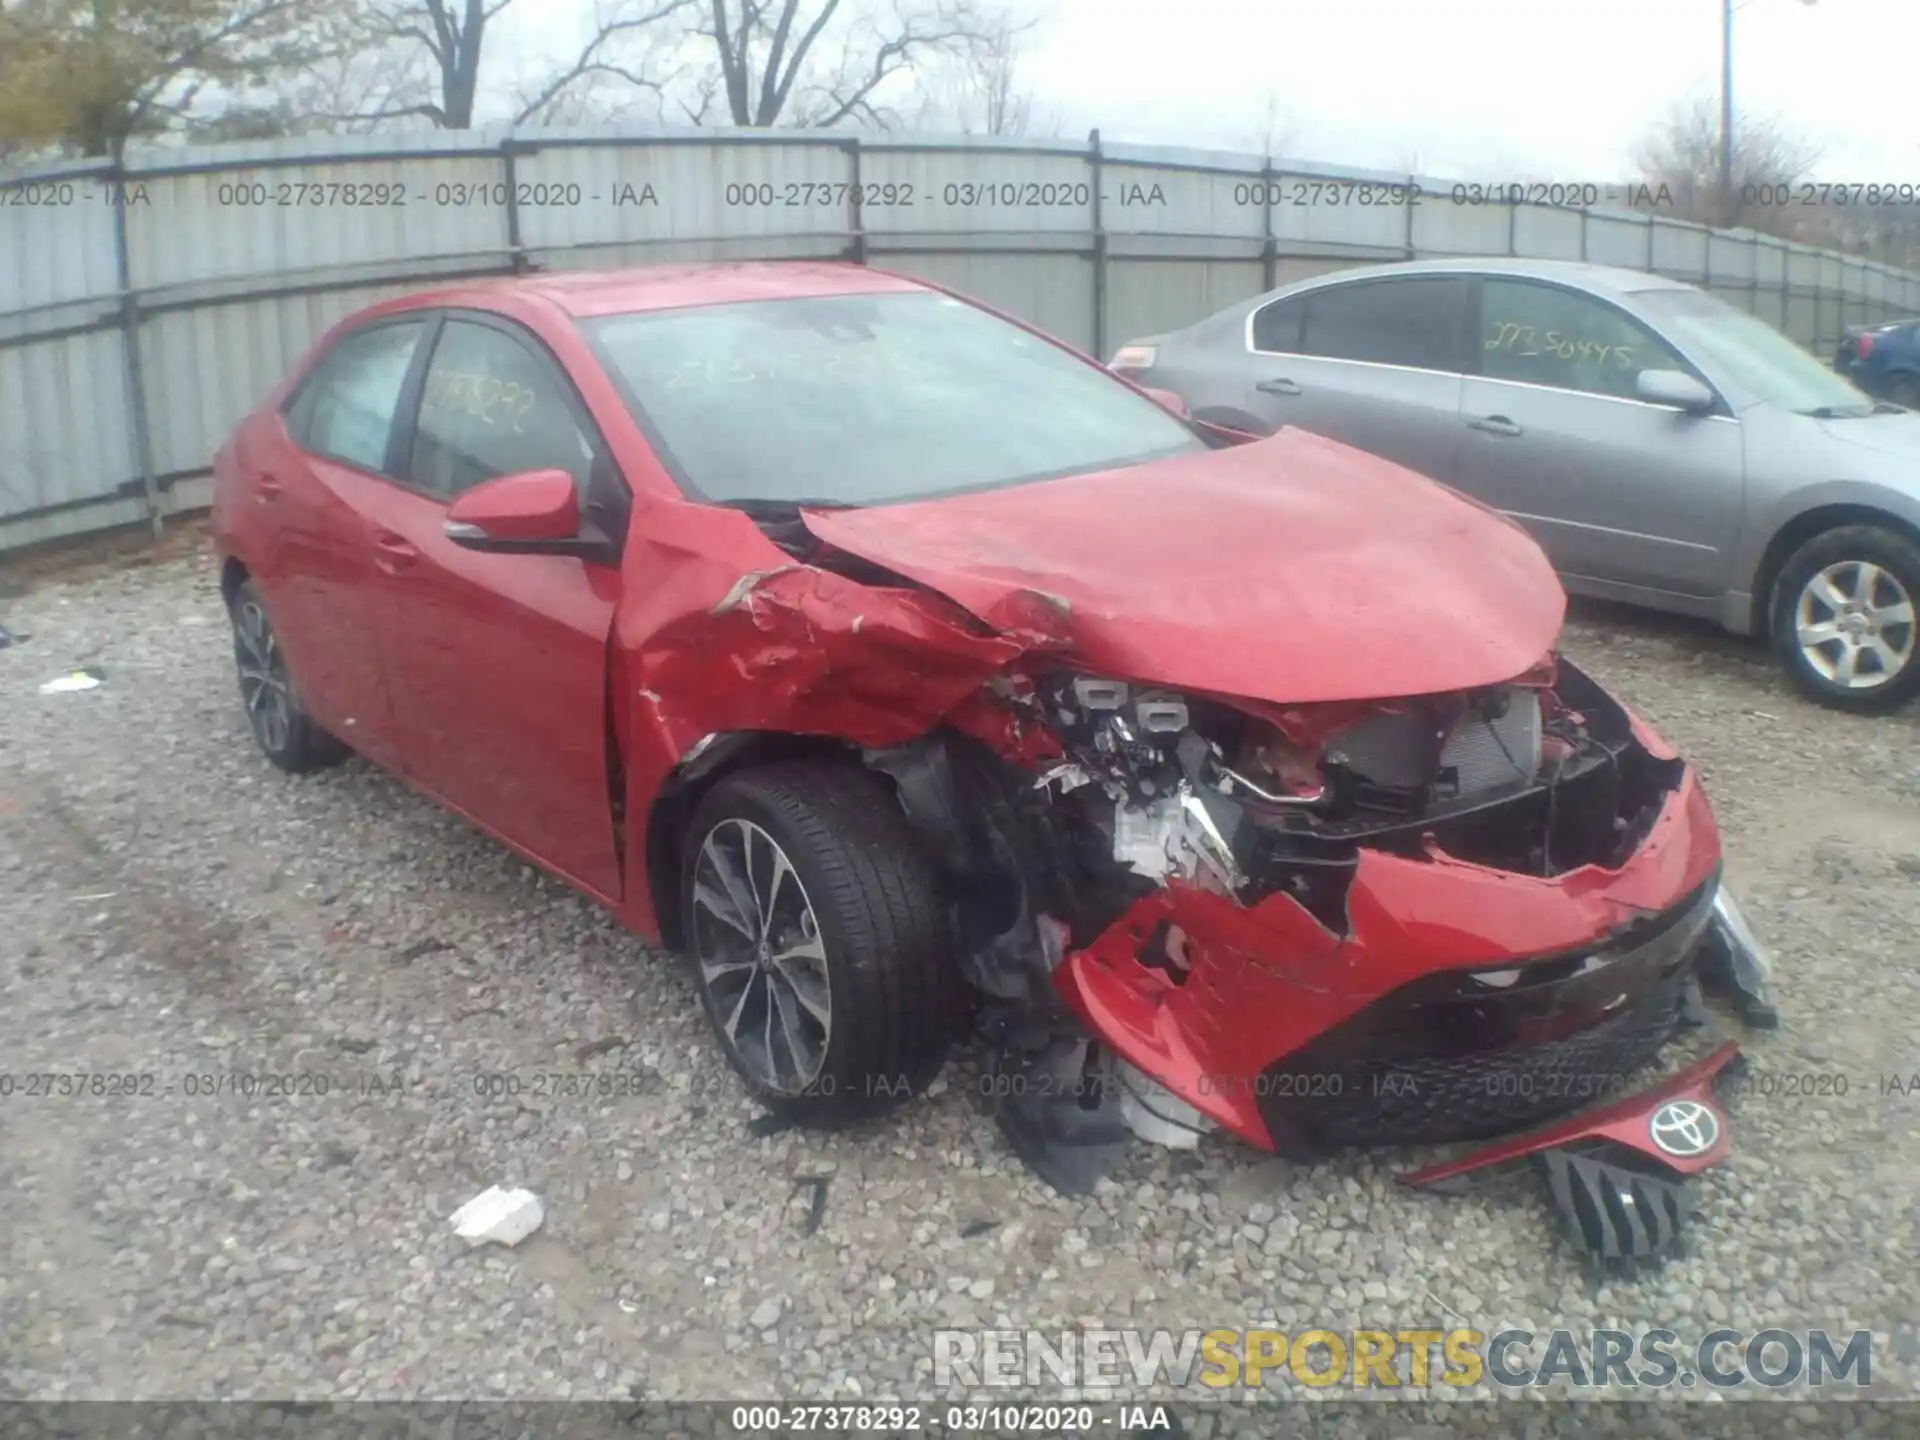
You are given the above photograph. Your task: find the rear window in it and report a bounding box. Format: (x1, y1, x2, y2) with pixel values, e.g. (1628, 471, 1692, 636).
(1299, 278, 1467, 372)
(584, 291, 1205, 506)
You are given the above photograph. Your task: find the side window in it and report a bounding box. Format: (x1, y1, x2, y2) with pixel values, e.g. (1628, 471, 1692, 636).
(409, 320, 595, 500)
(1478, 280, 1690, 400)
(288, 321, 426, 472)
(1299, 278, 1466, 372)
(1251, 296, 1305, 353)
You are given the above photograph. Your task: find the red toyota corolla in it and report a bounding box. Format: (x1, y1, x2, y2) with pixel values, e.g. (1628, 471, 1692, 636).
(212, 262, 1776, 1262)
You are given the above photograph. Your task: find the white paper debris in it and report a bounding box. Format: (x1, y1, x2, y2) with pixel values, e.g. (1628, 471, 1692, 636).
(39, 668, 105, 694)
(449, 1186, 545, 1247)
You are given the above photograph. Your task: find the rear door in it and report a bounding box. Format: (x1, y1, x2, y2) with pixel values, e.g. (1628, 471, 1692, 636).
(1456, 277, 1746, 597)
(263, 317, 432, 767)
(1241, 275, 1470, 483)
(354, 312, 627, 899)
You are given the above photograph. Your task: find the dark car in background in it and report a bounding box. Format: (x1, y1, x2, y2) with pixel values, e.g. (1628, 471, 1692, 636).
(1835, 320, 1920, 408)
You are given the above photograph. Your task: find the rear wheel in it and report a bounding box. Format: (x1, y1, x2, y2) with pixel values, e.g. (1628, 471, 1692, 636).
(1888, 375, 1920, 411)
(229, 580, 350, 772)
(1771, 525, 1920, 713)
(680, 763, 960, 1124)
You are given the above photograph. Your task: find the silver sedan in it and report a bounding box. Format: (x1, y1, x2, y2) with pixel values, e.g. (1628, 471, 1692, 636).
(1112, 257, 1920, 713)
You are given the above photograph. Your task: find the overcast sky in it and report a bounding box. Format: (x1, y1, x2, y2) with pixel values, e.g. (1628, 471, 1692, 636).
(498, 0, 1913, 179)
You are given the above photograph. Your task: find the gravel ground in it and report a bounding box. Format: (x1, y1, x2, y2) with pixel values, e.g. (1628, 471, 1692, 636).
(2, 535, 1918, 1423)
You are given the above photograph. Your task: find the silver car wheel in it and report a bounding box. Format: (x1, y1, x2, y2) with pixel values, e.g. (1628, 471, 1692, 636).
(690, 817, 831, 1093)
(1794, 560, 1917, 690)
(234, 598, 293, 754)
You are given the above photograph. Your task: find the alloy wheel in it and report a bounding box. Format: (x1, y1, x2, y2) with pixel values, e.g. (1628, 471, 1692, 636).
(234, 598, 294, 754)
(1794, 560, 1917, 690)
(689, 818, 832, 1093)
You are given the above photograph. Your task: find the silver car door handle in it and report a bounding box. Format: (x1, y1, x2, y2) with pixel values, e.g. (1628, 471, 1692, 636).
(1467, 414, 1523, 437)
(1255, 377, 1302, 396)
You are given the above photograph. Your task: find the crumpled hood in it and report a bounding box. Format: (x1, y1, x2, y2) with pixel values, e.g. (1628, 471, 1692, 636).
(801, 428, 1566, 705)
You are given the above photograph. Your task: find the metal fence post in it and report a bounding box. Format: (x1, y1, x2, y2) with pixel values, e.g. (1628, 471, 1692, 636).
(503, 138, 528, 273)
(109, 153, 162, 539)
(1089, 128, 1106, 361)
(1261, 151, 1277, 288)
(846, 137, 867, 265)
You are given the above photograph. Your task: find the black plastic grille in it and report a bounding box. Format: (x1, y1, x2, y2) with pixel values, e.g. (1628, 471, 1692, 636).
(1259, 970, 1691, 1151)
(1255, 880, 1715, 1153)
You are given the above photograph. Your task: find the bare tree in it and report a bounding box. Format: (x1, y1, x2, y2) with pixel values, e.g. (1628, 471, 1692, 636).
(1632, 92, 1822, 231)
(508, 0, 694, 125)
(674, 0, 1003, 129)
(304, 0, 692, 132)
(328, 0, 514, 128)
(1249, 87, 1295, 158)
(904, 6, 1048, 136)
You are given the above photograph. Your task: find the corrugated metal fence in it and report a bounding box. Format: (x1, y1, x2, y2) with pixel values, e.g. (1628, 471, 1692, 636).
(5, 125, 1919, 551)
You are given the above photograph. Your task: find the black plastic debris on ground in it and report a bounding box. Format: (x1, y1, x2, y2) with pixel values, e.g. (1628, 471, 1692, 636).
(789, 1176, 829, 1235)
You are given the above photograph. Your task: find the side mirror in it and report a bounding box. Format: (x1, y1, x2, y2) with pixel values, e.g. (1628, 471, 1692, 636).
(442, 469, 580, 551)
(1636, 369, 1716, 416)
(1141, 386, 1189, 418)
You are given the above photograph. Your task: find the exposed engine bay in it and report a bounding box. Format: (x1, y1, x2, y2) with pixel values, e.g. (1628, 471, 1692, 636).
(872, 655, 1686, 996)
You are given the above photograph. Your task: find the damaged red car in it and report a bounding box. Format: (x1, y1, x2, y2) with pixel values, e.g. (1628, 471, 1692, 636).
(211, 262, 1777, 1269)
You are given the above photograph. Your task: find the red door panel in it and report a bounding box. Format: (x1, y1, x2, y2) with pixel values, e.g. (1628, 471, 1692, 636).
(236, 318, 430, 768)
(355, 480, 623, 899)
(285, 457, 407, 765)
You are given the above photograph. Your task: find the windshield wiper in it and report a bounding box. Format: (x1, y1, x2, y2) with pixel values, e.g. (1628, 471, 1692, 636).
(1801, 405, 1879, 419)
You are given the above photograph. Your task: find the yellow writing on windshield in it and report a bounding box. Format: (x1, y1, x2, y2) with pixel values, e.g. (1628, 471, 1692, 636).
(1485, 322, 1636, 371)
(422, 367, 539, 433)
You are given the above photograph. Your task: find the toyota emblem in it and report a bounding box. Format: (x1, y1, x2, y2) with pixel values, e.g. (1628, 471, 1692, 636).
(1648, 1099, 1720, 1158)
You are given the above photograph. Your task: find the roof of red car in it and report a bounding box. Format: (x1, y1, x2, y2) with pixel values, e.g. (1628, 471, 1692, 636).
(401, 262, 931, 320)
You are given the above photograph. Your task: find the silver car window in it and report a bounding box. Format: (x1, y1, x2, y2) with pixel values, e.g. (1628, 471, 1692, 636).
(1299, 278, 1467, 372)
(1478, 280, 1689, 401)
(1250, 295, 1305, 353)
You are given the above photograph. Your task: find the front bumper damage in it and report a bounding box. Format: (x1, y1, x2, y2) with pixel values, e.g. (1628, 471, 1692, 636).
(888, 661, 1782, 1272)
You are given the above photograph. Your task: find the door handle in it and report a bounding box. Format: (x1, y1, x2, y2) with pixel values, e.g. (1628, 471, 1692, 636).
(1256, 377, 1303, 396)
(373, 531, 419, 574)
(1467, 414, 1523, 438)
(254, 475, 284, 504)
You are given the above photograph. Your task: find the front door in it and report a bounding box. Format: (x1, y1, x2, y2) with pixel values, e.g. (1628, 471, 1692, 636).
(358, 313, 625, 900)
(1456, 277, 1747, 598)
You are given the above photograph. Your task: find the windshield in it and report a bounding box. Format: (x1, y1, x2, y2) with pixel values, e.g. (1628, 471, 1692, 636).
(1632, 288, 1878, 416)
(585, 290, 1205, 506)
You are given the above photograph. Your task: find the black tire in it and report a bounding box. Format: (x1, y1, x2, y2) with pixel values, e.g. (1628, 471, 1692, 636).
(228, 579, 351, 772)
(680, 762, 961, 1125)
(1770, 524, 1920, 713)
(1889, 375, 1920, 411)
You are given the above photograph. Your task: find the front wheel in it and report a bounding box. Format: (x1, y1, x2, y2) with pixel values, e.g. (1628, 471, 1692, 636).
(1770, 525, 1920, 713)
(680, 763, 961, 1125)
